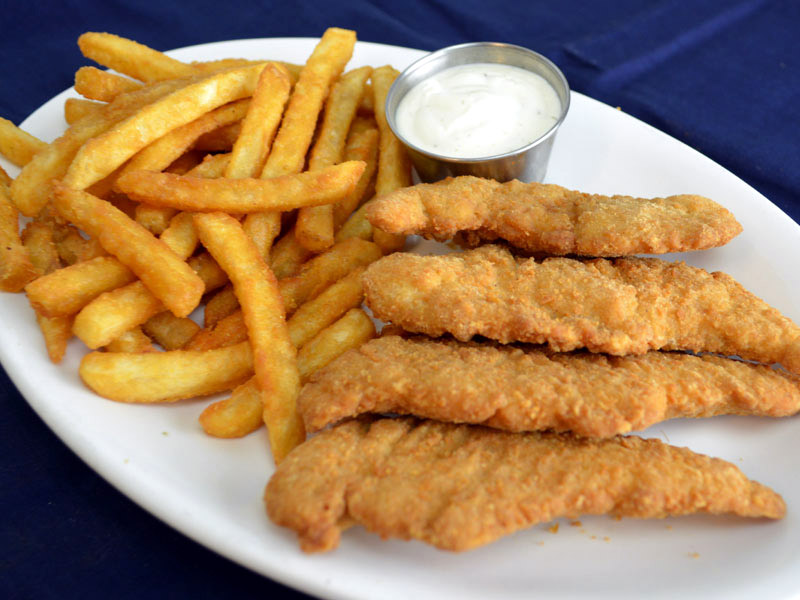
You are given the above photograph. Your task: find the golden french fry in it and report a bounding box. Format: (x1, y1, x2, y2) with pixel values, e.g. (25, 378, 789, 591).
(157, 211, 199, 259)
(0, 185, 37, 291)
(286, 266, 365, 348)
(80, 341, 254, 403)
(197, 300, 375, 440)
(34, 311, 73, 364)
(165, 150, 204, 175)
(25, 256, 135, 317)
(358, 81, 374, 113)
(296, 66, 373, 252)
(186, 152, 231, 178)
(199, 377, 263, 438)
(224, 63, 291, 260)
(63, 64, 266, 191)
(0, 165, 11, 188)
(193, 212, 303, 463)
(193, 123, 241, 152)
(185, 309, 246, 351)
(225, 63, 291, 179)
(269, 228, 313, 279)
(333, 126, 379, 230)
(54, 227, 106, 266)
(279, 238, 382, 313)
(296, 307, 376, 380)
(135, 205, 178, 236)
(115, 161, 365, 212)
(334, 200, 375, 242)
(12, 76, 189, 217)
(261, 27, 356, 179)
(203, 284, 239, 328)
(71, 220, 212, 350)
(64, 98, 105, 125)
(52, 183, 204, 318)
(371, 65, 412, 253)
(143, 311, 201, 350)
(104, 326, 156, 353)
(74, 66, 143, 102)
(21, 221, 61, 275)
(73, 281, 163, 349)
(0, 117, 47, 167)
(78, 32, 199, 82)
(117, 98, 250, 185)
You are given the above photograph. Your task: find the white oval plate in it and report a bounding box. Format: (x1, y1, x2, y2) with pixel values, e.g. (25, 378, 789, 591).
(2, 38, 800, 600)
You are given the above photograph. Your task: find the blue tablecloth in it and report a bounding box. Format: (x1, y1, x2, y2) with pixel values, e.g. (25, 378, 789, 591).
(1, 1, 797, 598)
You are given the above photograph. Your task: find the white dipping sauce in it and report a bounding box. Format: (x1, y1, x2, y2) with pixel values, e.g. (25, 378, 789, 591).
(395, 63, 562, 159)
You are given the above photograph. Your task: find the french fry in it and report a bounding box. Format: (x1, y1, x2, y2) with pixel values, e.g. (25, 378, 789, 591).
(203, 284, 239, 328)
(164, 150, 204, 175)
(193, 212, 303, 463)
(0, 165, 11, 188)
(80, 341, 254, 403)
(198, 306, 375, 439)
(52, 183, 204, 318)
(224, 63, 291, 259)
(370, 65, 412, 253)
(261, 27, 356, 179)
(279, 238, 382, 313)
(333, 126, 379, 230)
(54, 227, 107, 266)
(296, 307, 376, 379)
(296, 66, 372, 252)
(193, 122, 241, 152)
(71, 223, 212, 350)
(269, 229, 313, 279)
(117, 98, 251, 184)
(24, 256, 135, 317)
(0, 185, 37, 291)
(334, 200, 375, 242)
(78, 32, 199, 82)
(186, 152, 231, 178)
(143, 311, 201, 350)
(104, 326, 156, 353)
(0, 117, 47, 167)
(64, 98, 105, 125)
(198, 377, 263, 438)
(134, 205, 178, 236)
(188, 266, 365, 352)
(12, 76, 190, 217)
(225, 63, 291, 180)
(286, 266, 366, 348)
(21, 221, 61, 275)
(115, 161, 365, 212)
(63, 64, 267, 191)
(35, 312, 73, 364)
(186, 309, 246, 351)
(74, 66, 143, 102)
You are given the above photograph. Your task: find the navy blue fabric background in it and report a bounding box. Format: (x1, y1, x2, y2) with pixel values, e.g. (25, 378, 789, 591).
(0, 1, 797, 598)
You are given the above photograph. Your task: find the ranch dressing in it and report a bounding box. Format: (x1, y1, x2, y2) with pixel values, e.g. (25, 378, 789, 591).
(395, 63, 561, 158)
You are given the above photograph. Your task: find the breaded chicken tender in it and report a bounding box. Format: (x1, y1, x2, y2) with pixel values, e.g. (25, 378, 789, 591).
(363, 246, 800, 373)
(298, 336, 800, 436)
(265, 418, 785, 552)
(366, 176, 742, 255)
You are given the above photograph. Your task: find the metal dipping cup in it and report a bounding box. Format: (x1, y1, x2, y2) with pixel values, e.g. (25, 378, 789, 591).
(386, 42, 570, 183)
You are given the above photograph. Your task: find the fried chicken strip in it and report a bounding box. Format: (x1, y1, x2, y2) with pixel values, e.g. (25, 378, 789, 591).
(363, 246, 800, 373)
(366, 176, 742, 255)
(265, 418, 785, 552)
(298, 336, 800, 436)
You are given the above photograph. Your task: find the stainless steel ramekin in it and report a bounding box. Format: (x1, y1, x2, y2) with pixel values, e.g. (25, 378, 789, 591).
(386, 42, 570, 183)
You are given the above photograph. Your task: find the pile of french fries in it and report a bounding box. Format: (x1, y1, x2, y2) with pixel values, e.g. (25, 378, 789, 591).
(0, 28, 411, 463)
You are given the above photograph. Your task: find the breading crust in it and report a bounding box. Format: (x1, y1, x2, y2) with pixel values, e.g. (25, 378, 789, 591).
(362, 246, 800, 373)
(366, 176, 742, 255)
(298, 336, 800, 436)
(265, 418, 785, 552)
